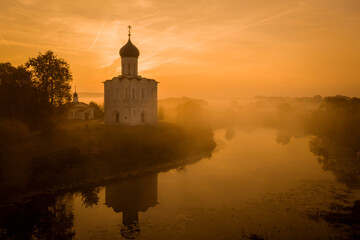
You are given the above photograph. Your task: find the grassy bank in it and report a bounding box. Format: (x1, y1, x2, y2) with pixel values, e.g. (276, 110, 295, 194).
(0, 121, 216, 202)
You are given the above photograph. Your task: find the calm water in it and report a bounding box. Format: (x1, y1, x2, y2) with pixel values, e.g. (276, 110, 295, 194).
(70, 128, 357, 240)
(2, 128, 359, 239)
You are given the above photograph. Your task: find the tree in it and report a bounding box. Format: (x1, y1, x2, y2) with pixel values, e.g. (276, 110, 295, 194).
(26, 51, 72, 108)
(0, 63, 50, 127)
(88, 102, 104, 119)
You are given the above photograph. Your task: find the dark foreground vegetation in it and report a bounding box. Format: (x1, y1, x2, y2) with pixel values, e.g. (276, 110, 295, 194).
(0, 51, 72, 130)
(0, 121, 216, 203)
(0, 51, 103, 130)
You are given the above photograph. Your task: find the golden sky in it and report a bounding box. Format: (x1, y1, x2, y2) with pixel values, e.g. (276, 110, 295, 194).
(0, 0, 359, 99)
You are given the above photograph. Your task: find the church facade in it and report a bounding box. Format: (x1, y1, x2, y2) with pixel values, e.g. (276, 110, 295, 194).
(104, 27, 158, 125)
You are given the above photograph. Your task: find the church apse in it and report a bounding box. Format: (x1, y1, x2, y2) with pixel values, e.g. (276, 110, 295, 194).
(104, 26, 158, 126)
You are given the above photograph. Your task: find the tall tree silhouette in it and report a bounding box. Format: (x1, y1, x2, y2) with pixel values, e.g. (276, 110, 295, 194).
(0, 63, 50, 128)
(26, 50, 72, 108)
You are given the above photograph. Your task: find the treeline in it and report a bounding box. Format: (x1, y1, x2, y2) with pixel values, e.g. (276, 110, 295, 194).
(308, 96, 360, 189)
(0, 51, 72, 130)
(307, 95, 360, 148)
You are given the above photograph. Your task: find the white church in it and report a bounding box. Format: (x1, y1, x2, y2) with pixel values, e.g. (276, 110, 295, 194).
(104, 26, 158, 125)
(66, 91, 94, 120)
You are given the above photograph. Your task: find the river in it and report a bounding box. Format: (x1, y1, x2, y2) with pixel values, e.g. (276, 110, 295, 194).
(66, 128, 358, 240)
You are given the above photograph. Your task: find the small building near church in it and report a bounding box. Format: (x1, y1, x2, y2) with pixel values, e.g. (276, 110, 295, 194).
(66, 91, 94, 120)
(104, 26, 158, 125)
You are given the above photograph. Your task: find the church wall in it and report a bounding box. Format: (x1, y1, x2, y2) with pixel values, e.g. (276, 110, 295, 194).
(67, 107, 94, 120)
(104, 77, 158, 125)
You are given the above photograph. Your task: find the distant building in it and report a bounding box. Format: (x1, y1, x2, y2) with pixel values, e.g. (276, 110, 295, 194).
(66, 91, 94, 120)
(104, 26, 158, 125)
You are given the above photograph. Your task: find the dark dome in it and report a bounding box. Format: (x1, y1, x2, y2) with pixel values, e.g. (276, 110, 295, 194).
(73, 92, 78, 97)
(119, 39, 140, 58)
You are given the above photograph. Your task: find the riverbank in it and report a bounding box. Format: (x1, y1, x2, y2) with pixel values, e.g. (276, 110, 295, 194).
(0, 121, 216, 203)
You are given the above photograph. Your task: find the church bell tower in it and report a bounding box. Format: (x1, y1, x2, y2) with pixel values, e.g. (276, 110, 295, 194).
(119, 25, 140, 76)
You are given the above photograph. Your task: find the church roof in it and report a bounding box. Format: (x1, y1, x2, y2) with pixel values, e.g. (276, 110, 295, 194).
(119, 39, 140, 58)
(65, 102, 92, 109)
(103, 76, 158, 84)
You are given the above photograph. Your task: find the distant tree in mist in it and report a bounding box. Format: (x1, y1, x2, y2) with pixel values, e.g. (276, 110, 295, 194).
(175, 99, 211, 129)
(158, 105, 165, 120)
(307, 96, 360, 148)
(26, 50, 72, 108)
(89, 102, 104, 120)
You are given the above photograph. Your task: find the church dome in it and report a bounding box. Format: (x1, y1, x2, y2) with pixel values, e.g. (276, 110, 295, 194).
(73, 92, 78, 97)
(119, 39, 140, 58)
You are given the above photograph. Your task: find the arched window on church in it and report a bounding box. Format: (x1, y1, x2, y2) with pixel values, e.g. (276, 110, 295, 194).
(128, 63, 130, 75)
(132, 88, 135, 99)
(125, 88, 129, 99)
(142, 89, 145, 99)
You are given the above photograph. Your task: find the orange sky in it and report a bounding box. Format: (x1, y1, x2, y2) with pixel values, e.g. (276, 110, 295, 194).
(0, 0, 359, 99)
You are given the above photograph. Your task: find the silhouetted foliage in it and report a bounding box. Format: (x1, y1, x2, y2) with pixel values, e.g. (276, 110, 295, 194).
(1, 51, 73, 131)
(310, 137, 360, 189)
(26, 50, 72, 108)
(307, 96, 360, 149)
(307, 96, 360, 189)
(0, 122, 216, 203)
(0, 63, 51, 128)
(88, 101, 104, 119)
(0, 121, 216, 239)
(0, 195, 75, 240)
(79, 186, 101, 208)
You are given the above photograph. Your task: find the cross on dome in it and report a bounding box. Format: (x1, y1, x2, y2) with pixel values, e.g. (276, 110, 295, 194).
(128, 25, 132, 38)
(119, 25, 140, 58)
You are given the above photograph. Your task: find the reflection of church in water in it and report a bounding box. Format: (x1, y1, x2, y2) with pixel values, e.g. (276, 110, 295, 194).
(105, 173, 158, 239)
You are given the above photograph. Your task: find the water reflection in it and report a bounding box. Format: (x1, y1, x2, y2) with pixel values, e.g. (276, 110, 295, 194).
(310, 137, 360, 189)
(105, 174, 158, 239)
(307, 136, 360, 238)
(0, 173, 159, 240)
(0, 195, 75, 239)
